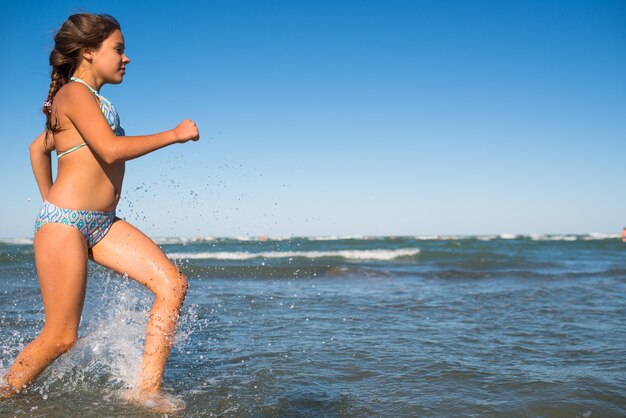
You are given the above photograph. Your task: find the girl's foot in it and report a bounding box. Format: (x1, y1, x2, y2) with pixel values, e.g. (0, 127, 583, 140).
(0, 385, 16, 400)
(121, 388, 185, 413)
(0, 377, 18, 400)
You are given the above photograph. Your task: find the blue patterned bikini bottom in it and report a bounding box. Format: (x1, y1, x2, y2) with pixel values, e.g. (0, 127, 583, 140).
(34, 200, 116, 248)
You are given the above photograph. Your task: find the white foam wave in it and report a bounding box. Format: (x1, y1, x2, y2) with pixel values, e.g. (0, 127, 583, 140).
(153, 235, 295, 244)
(530, 234, 578, 241)
(153, 236, 218, 245)
(582, 233, 620, 240)
(2, 234, 622, 247)
(167, 248, 421, 261)
(0, 237, 33, 245)
(307, 235, 369, 241)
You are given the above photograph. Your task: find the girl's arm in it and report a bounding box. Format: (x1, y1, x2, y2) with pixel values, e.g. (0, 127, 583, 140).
(63, 83, 199, 165)
(29, 131, 55, 200)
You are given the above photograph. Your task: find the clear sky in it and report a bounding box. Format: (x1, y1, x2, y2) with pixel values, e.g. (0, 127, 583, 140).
(1, 0, 625, 238)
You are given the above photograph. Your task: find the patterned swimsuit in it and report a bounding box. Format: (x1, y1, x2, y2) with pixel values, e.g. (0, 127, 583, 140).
(34, 77, 125, 248)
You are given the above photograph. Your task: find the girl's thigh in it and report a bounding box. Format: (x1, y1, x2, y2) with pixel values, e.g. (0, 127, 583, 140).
(89, 219, 183, 293)
(34, 223, 89, 331)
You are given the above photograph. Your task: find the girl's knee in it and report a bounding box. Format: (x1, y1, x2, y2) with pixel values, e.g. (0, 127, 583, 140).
(176, 272, 189, 302)
(158, 271, 188, 308)
(55, 336, 78, 355)
(40, 329, 78, 356)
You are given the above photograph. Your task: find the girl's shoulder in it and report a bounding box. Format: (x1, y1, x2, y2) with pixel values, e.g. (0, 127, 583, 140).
(56, 81, 93, 98)
(54, 82, 98, 110)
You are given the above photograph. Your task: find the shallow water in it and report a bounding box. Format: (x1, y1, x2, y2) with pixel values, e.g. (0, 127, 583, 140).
(1, 236, 625, 416)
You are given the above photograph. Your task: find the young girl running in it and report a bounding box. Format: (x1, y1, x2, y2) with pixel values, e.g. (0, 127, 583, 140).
(0, 13, 199, 410)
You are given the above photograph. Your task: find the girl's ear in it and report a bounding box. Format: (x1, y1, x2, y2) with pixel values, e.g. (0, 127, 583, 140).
(81, 48, 95, 61)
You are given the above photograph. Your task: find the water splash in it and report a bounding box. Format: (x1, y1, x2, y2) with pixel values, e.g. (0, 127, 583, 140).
(32, 269, 146, 395)
(30, 266, 193, 397)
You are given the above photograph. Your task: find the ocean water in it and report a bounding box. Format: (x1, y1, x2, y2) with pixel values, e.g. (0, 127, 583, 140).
(0, 234, 625, 417)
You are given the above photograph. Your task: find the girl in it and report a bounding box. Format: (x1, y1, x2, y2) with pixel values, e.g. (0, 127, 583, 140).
(0, 13, 199, 410)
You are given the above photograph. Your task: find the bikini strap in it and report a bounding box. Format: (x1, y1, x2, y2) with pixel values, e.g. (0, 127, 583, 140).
(70, 77, 99, 96)
(57, 142, 87, 158)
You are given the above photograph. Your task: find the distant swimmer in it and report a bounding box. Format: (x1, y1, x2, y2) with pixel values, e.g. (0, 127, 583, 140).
(621, 227, 626, 242)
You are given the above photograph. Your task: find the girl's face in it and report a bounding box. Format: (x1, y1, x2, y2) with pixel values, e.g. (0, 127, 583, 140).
(90, 29, 130, 85)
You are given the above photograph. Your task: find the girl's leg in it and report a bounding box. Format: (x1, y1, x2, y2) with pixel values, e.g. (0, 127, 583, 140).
(89, 219, 188, 394)
(2, 224, 88, 396)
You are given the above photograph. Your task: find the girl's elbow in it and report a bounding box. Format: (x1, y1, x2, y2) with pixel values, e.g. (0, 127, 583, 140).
(95, 137, 125, 164)
(29, 134, 52, 156)
(100, 149, 123, 165)
(28, 140, 38, 154)
(29, 143, 45, 161)
(101, 153, 118, 165)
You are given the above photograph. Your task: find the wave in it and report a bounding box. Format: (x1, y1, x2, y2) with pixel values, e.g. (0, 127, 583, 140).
(529, 234, 578, 241)
(0, 237, 34, 245)
(307, 235, 370, 241)
(1, 233, 621, 247)
(151, 234, 622, 245)
(415, 234, 620, 241)
(153, 236, 217, 245)
(167, 248, 421, 261)
(412, 234, 621, 241)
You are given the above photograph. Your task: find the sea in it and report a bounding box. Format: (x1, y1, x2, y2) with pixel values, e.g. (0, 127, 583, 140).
(0, 234, 625, 417)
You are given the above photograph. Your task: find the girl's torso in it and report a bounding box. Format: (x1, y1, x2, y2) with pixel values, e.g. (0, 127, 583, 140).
(46, 78, 125, 211)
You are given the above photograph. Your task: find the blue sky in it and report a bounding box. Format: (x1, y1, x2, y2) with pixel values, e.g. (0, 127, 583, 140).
(1, 0, 625, 237)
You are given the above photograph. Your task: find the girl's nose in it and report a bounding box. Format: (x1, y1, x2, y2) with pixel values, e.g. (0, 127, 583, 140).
(123, 54, 130, 65)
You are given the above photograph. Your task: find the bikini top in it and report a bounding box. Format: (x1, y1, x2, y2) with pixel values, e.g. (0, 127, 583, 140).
(57, 77, 125, 158)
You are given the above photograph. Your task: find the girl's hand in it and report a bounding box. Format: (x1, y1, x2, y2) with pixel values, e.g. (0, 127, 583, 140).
(173, 119, 200, 143)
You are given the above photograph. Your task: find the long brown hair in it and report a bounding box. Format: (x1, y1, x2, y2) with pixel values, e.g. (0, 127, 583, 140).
(44, 13, 121, 134)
